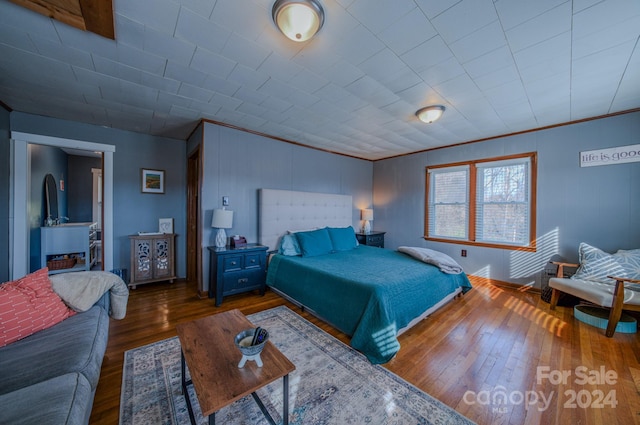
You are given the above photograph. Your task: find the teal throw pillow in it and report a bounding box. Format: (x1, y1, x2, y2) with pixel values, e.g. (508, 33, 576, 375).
(278, 234, 301, 256)
(327, 226, 358, 251)
(295, 228, 333, 257)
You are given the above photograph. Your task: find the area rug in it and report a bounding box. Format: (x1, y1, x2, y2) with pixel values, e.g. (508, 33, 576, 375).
(120, 306, 474, 425)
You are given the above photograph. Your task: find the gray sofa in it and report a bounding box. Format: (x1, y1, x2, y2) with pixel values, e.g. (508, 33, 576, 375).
(0, 272, 124, 425)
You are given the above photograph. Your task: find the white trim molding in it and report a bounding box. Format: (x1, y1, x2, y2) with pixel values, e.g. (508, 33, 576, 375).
(10, 132, 115, 279)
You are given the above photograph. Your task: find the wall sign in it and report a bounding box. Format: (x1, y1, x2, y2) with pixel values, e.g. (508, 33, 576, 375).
(580, 144, 640, 167)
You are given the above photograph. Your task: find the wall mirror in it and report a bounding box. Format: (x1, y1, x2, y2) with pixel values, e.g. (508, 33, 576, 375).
(44, 173, 58, 222)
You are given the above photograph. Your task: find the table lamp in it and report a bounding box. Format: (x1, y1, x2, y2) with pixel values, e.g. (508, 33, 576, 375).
(211, 208, 233, 248)
(361, 209, 373, 234)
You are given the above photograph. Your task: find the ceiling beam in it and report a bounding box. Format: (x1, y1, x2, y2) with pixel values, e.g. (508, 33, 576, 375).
(9, 0, 114, 39)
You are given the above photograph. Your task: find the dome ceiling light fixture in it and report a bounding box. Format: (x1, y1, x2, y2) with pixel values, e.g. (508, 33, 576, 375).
(416, 105, 446, 124)
(272, 0, 325, 42)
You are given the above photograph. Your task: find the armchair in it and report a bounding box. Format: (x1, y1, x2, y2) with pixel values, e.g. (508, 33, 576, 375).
(549, 243, 640, 337)
(549, 253, 640, 337)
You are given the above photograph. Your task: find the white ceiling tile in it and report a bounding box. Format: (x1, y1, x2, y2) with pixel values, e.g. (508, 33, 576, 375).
(118, 43, 167, 75)
(505, 2, 570, 53)
(414, 0, 463, 20)
(573, 0, 640, 38)
(514, 32, 570, 83)
(117, 0, 181, 34)
(189, 47, 236, 78)
(473, 64, 520, 91)
(258, 52, 302, 82)
(143, 27, 195, 65)
(359, 49, 408, 83)
(323, 59, 365, 87)
(450, 21, 507, 63)
(30, 36, 94, 70)
(211, 0, 270, 42)
(347, 0, 417, 33)
(401, 36, 453, 73)
(227, 64, 268, 89)
(178, 0, 217, 18)
(378, 8, 438, 55)
(115, 15, 145, 50)
(164, 61, 207, 86)
(464, 46, 514, 79)
(175, 7, 230, 53)
(202, 73, 241, 97)
(221, 33, 271, 70)
(494, 0, 567, 30)
(0, 1, 58, 40)
(178, 82, 214, 102)
(418, 56, 466, 87)
(572, 15, 640, 59)
(289, 70, 329, 93)
(431, 0, 498, 43)
(330, 25, 385, 65)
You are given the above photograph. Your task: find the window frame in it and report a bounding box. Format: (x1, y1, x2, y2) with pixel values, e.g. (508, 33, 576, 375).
(424, 152, 537, 251)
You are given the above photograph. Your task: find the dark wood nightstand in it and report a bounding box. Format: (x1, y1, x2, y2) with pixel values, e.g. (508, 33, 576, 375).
(208, 244, 268, 306)
(355, 231, 385, 248)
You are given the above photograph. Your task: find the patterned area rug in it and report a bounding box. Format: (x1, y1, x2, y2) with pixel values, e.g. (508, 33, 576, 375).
(119, 306, 474, 425)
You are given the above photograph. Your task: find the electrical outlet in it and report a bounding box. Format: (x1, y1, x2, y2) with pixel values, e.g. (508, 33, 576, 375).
(461, 249, 467, 257)
(222, 196, 229, 206)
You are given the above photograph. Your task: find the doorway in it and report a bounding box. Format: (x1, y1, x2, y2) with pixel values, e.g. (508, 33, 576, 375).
(10, 132, 115, 279)
(187, 147, 201, 291)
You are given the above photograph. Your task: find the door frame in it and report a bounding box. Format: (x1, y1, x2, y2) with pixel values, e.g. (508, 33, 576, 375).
(187, 147, 202, 292)
(10, 132, 115, 279)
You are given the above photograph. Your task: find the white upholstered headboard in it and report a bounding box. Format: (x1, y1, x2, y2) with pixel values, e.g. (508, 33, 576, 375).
(259, 189, 353, 252)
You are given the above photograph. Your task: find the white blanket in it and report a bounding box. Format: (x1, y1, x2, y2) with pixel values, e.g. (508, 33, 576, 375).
(50, 271, 129, 319)
(397, 246, 464, 275)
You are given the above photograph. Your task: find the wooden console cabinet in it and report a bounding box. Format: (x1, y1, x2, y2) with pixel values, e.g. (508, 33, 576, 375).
(129, 233, 176, 288)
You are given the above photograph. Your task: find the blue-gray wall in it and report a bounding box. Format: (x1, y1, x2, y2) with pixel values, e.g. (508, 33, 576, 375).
(374, 111, 640, 288)
(197, 122, 373, 293)
(0, 106, 10, 283)
(10, 112, 188, 279)
(29, 144, 68, 272)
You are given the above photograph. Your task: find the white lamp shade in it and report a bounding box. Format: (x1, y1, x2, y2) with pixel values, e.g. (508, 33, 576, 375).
(211, 209, 233, 229)
(361, 209, 373, 221)
(272, 0, 324, 42)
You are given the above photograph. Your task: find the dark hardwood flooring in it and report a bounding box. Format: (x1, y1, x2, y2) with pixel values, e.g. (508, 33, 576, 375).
(90, 278, 640, 425)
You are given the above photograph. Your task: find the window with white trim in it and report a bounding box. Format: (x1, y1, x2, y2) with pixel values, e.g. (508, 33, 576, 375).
(426, 153, 536, 250)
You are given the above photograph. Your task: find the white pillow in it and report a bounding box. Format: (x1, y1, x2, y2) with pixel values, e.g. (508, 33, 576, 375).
(571, 243, 638, 284)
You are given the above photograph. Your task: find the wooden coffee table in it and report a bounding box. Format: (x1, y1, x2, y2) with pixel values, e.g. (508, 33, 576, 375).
(175, 309, 295, 425)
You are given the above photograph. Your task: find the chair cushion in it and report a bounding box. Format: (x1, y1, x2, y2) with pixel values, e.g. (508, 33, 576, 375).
(549, 277, 640, 307)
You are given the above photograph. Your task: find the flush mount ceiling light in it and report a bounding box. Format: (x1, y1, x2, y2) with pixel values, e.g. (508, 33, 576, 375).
(272, 0, 325, 42)
(416, 105, 445, 124)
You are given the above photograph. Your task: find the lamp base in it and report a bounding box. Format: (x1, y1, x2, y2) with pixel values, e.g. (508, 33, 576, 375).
(215, 228, 227, 248)
(363, 220, 371, 234)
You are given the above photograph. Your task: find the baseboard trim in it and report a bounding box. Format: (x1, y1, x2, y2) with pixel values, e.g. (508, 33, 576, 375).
(468, 275, 541, 294)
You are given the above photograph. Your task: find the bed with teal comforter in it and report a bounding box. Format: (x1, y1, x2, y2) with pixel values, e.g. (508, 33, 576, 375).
(266, 245, 472, 363)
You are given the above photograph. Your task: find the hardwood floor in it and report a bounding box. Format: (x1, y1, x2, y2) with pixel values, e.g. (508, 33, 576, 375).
(90, 278, 640, 425)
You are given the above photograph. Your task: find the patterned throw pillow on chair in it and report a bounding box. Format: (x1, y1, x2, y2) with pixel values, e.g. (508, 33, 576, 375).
(571, 243, 640, 284)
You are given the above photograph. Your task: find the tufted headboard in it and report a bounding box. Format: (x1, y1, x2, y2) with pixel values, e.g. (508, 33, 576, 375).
(258, 189, 353, 252)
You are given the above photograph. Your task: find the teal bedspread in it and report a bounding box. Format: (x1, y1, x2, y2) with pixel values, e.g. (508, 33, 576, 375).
(266, 245, 472, 364)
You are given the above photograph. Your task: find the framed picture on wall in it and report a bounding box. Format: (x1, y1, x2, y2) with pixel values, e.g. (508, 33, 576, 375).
(141, 168, 165, 194)
(159, 218, 173, 234)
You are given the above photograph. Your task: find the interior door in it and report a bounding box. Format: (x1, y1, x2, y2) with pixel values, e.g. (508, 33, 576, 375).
(186, 147, 201, 290)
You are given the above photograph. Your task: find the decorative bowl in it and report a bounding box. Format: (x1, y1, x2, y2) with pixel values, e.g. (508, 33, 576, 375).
(234, 328, 269, 357)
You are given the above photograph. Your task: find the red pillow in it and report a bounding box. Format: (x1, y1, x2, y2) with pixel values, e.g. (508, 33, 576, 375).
(0, 267, 76, 347)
